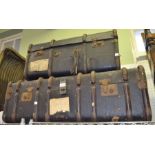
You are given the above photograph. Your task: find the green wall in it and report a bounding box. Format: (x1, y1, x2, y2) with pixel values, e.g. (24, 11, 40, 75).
(117, 30, 134, 65)
(19, 29, 134, 65)
(0, 29, 23, 39)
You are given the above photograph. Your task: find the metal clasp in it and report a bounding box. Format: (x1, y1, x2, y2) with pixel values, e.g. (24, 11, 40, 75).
(59, 80, 67, 95)
(99, 79, 118, 96)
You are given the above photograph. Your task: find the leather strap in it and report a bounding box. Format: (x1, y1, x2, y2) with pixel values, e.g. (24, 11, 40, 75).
(90, 71, 97, 121)
(76, 73, 82, 121)
(33, 78, 42, 121)
(11, 80, 22, 122)
(45, 77, 53, 121)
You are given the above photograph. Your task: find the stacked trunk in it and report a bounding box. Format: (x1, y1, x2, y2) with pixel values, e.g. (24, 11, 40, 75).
(2, 30, 152, 123)
(24, 30, 120, 80)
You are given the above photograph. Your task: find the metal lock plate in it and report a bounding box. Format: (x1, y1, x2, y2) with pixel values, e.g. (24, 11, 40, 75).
(99, 79, 118, 96)
(21, 92, 32, 102)
(21, 87, 33, 102)
(59, 80, 67, 95)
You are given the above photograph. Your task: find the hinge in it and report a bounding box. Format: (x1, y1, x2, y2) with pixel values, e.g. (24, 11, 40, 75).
(91, 38, 104, 48)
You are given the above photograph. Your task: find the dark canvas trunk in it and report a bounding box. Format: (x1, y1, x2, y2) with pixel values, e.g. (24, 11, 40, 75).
(0, 48, 25, 111)
(3, 66, 152, 123)
(24, 30, 120, 80)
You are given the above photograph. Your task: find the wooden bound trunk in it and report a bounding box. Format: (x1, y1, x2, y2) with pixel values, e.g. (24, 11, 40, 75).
(3, 66, 152, 123)
(24, 30, 120, 80)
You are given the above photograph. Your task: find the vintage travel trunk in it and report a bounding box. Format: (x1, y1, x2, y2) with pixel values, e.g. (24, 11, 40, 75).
(0, 48, 25, 111)
(24, 30, 120, 80)
(3, 66, 152, 123)
(143, 29, 155, 83)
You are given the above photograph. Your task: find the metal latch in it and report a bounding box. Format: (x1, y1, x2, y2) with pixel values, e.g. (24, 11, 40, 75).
(21, 87, 33, 102)
(59, 80, 67, 95)
(99, 79, 118, 96)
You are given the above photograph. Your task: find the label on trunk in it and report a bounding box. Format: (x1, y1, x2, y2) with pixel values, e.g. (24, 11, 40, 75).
(49, 97, 70, 115)
(29, 59, 48, 72)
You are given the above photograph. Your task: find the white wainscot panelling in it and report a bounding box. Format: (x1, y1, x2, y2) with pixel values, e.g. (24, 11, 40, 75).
(0, 111, 4, 124)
